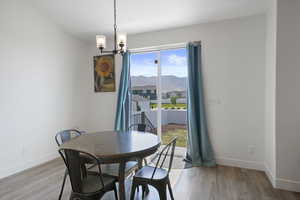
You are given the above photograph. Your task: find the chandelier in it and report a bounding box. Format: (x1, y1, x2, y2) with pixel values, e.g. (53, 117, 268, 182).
(96, 0, 127, 55)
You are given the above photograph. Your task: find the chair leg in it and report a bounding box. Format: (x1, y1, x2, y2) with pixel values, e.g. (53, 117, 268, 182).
(144, 184, 150, 194)
(134, 169, 139, 193)
(130, 182, 138, 200)
(155, 184, 167, 200)
(142, 185, 145, 199)
(167, 179, 175, 200)
(113, 183, 119, 200)
(141, 184, 149, 198)
(140, 183, 149, 195)
(58, 169, 68, 200)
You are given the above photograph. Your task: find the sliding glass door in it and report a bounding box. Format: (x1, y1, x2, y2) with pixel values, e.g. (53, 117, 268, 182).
(130, 48, 188, 149)
(130, 52, 159, 136)
(160, 49, 187, 148)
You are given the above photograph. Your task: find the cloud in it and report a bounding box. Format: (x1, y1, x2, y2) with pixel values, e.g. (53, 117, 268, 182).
(143, 58, 155, 65)
(131, 58, 154, 66)
(167, 54, 186, 65)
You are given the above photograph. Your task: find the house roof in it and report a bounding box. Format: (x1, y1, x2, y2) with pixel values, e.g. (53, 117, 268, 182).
(132, 95, 149, 102)
(132, 85, 156, 90)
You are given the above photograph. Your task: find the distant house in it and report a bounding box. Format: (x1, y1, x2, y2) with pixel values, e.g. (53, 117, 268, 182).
(131, 85, 157, 100)
(163, 90, 187, 99)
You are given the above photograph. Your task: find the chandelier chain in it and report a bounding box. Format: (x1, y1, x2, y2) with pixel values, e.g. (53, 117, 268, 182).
(114, 0, 117, 51)
(97, 0, 125, 55)
(114, 0, 117, 30)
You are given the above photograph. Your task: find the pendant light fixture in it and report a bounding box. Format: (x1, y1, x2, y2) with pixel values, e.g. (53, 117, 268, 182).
(96, 0, 126, 55)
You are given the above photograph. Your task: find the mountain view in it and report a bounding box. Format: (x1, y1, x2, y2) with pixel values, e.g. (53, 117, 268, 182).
(131, 75, 187, 92)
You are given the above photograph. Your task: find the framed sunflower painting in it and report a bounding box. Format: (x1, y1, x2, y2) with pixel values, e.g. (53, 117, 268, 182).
(94, 55, 116, 92)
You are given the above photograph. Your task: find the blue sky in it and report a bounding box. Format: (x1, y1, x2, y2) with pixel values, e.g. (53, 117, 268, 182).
(130, 48, 187, 77)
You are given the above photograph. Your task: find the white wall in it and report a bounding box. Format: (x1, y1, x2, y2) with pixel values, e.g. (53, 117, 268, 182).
(275, 0, 300, 192)
(264, 0, 277, 186)
(0, 0, 89, 178)
(86, 15, 267, 170)
(85, 47, 122, 132)
(264, 0, 300, 192)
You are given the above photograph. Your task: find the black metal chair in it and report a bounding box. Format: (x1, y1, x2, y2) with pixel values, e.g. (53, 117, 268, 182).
(56, 129, 138, 200)
(130, 112, 156, 134)
(58, 148, 118, 200)
(55, 129, 84, 200)
(129, 123, 147, 132)
(130, 137, 177, 200)
(55, 129, 83, 146)
(129, 123, 155, 166)
(129, 123, 156, 134)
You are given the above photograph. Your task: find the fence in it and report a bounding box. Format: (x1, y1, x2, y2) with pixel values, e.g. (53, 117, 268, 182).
(134, 109, 187, 127)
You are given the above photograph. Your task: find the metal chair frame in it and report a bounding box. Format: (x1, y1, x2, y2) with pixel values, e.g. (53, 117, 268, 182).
(55, 129, 83, 200)
(130, 137, 177, 200)
(151, 137, 177, 179)
(58, 148, 118, 200)
(55, 129, 83, 146)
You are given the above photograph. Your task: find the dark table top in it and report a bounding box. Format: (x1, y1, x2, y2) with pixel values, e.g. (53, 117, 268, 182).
(59, 130, 160, 161)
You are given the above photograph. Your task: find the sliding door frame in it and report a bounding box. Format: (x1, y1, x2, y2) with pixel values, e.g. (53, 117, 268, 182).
(130, 43, 186, 142)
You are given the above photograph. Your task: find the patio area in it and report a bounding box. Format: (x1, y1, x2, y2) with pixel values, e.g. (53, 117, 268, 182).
(149, 144, 187, 169)
(151, 123, 187, 169)
(161, 123, 187, 148)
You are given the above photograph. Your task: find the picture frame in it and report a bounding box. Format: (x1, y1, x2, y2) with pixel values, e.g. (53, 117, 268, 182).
(93, 54, 116, 92)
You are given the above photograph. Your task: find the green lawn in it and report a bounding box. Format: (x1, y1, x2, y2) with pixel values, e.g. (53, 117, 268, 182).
(151, 103, 186, 109)
(162, 128, 187, 147)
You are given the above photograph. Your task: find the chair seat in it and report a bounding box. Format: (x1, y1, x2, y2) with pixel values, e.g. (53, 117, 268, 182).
(134, 166, 168, 180)
(90, 161, 138, 178)
(81, 172, 116, 193)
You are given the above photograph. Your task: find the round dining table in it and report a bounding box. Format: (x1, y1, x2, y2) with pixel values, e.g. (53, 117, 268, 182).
(59, 130, 160, 200)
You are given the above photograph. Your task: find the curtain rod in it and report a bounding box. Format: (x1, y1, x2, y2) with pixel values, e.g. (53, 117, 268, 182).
(129, 42, 186, 53)
(129, 41, 201, 54)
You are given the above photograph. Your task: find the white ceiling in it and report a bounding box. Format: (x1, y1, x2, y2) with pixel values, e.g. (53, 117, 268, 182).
(32, 0, 267, 41)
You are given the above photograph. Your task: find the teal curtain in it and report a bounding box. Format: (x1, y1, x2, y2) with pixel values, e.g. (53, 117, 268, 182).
(186, 42, 216, 167)
(114, 52, 131, 131)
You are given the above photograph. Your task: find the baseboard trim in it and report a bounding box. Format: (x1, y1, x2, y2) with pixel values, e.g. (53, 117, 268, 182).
(216, 157, 264, 171)
(215, 159, 300, 192)
(0, 152, 58, 179)
(264, 163, 276, 187)
(276, 178, 300, 193)
(263, 163, 300, 192)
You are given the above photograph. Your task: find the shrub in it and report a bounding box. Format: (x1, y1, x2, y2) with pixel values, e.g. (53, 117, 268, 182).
(170, 96, 178, 105)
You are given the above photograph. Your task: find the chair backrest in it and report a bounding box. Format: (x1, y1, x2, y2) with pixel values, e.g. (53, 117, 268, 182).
(129, 123, 147, 132)
(55, 129, 82, 146)
(151, 137, 177, 179)
(129, 123, 157, 135)
(58, 148, 105, 194)
(131, 112, 156, 134)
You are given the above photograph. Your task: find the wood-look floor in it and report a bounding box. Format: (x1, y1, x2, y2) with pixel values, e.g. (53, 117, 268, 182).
(0, 159, 299, 200)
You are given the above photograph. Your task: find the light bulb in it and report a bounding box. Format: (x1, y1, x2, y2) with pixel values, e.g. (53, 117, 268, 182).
(96, 35, 106, 49)
(117, 33, 127, 51)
